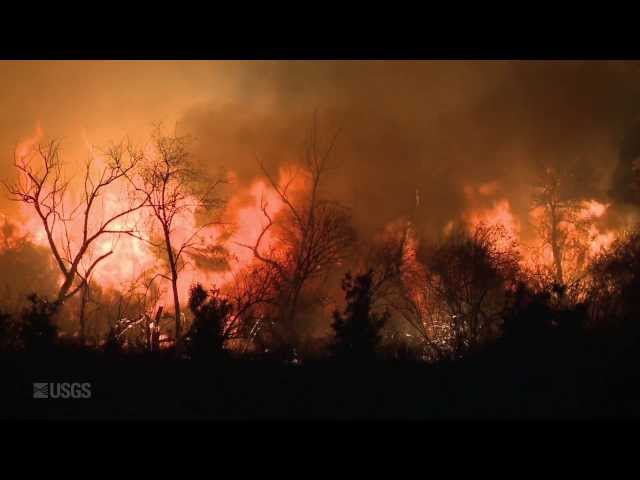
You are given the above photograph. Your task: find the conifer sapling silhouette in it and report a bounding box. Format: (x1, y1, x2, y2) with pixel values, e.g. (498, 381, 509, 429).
(103, 327, 123, 356)
(0, 308, 13, 351)
(331, 269, 387, 360)
(19, 293, 58, 352)
(185, 283, 232, 360)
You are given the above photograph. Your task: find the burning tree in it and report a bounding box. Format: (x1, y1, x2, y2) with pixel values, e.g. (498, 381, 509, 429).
(221, 261, 281, 350)
(239, 123, 354, 354)
(531, 166, 592, 286)
(4, 138, 147, 314)
(415, 223, 521, 356)
(352, 219, 435, 358)
(130, 128, 227, 354)
(352, 219, 480, 360)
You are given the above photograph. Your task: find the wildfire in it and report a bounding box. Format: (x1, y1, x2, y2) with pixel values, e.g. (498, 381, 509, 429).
(3, 126, 302, 313)
(580, 199, 608, 219)
(462, 184, 619, 284)
(0, 126, 631, 349)
(464, 199, 520, 252)
(89, 170, 295, 306)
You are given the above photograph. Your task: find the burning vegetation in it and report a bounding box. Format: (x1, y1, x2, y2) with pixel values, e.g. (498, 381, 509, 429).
(0, 116, 637, 366)
(2, 61, 640, 379)
(5, 61, 640, 421)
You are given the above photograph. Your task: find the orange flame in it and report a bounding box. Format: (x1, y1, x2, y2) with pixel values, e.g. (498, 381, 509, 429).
(5, 127, 304, 313)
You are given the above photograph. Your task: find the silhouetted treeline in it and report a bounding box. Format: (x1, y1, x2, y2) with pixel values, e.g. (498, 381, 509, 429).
(3, 226, 640, 362)
(4, 228, 640, 418)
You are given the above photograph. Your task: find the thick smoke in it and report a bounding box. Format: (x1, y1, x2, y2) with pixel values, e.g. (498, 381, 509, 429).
(3, 60, 640, 326)
(4, 61, 640, 239)
(179, 61, 640, 241)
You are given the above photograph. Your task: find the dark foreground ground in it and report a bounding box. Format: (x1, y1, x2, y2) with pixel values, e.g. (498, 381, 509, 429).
(3, 333, 640, 419)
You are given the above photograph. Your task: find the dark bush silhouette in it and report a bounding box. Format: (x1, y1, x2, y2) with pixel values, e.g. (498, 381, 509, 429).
(103, 327, 123, 357)
(501, 281, 589, 359)
(184, 283, 232, 360)
(555, 301, 589, 338)
(331, 270, 387, 361)
(417, 224, 521, 355)
(0, 307, 14, 351)
(588, 230, 640, 324)
(502, 282, 554, 342)
(19, 294, 58, 353)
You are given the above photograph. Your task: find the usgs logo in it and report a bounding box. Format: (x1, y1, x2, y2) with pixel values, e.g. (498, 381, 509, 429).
(33, 382, 92, 399)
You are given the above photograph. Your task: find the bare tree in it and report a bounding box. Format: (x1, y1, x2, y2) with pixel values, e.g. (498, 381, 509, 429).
(359, 221, 512, 360)
(221, 261, 280, 348)
(4, 139, 146, 308)
(427, 224, 520, 353)
(531, 166, 592, 286)
(348, 220, 513, 361)
(238, 123, 354, 353)
(129, 127, 227, 353)
(359, 220, 446, 359)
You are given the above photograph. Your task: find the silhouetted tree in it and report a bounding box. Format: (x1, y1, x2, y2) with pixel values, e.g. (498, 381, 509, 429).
(239, 120, 354, 354)
(19, 294, 58, 353)
(417, 224, 521, 356)
(222, 261, 280, 350)
(331, 269, 387, 361)
(366, 220, 448, 360)
(184, 283, 232, 360)
(531, 166, 596, 286)
(5, 138, 146, 306)
(129, 128, 227, 354)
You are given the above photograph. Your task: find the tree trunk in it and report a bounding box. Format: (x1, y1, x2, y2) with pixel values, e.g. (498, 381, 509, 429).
(144, 314, 152, 351)
(152, 305, 163, 351)
(79, 281, 88, 344)
(551, 225, 564, 285)
(163, 227, 182, 355)
(550, 207, 564, 285)
(57, 273, 74, 304)
(171, 273, 182, 354)
(285, 282, 303, 356)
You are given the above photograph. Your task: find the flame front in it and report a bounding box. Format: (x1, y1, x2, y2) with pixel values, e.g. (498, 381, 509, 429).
(0, 126, 634, 351)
